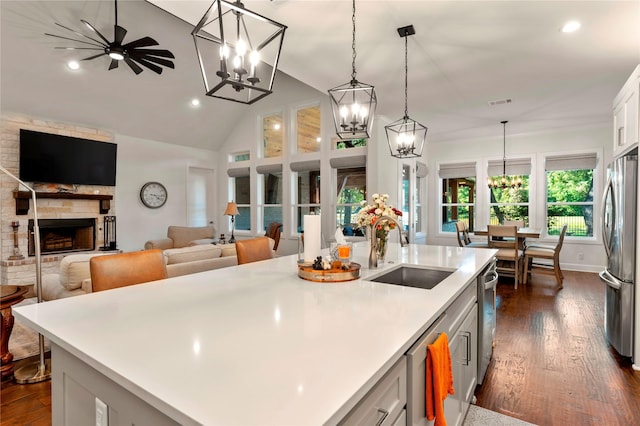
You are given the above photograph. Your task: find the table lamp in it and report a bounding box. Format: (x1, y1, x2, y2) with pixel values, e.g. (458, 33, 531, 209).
(224, 201, 239, 243)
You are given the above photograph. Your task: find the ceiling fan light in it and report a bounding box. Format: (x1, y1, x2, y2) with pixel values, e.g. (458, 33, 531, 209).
(561, 20, 581, 33)
(108, 51, 125, 60)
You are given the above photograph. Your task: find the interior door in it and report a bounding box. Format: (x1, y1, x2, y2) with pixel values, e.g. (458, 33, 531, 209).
(187, 166, 216, 227)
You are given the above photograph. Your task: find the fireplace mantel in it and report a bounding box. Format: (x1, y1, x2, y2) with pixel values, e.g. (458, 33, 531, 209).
(13, 191, 113, 215)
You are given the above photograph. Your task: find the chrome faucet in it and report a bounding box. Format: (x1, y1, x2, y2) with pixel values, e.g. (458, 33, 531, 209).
(368, 215, 408, 269)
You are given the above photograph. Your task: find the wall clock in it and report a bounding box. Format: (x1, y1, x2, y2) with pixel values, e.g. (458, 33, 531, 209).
(140, 182, 168, 209)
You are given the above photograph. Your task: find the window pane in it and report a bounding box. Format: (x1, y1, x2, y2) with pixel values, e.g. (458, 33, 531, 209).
(235, 206, 251, 231)
(297, 105, 321, 153)
(489, 206, 529, 225)
(546, 206, 593, 237)
(263, 172, 283, 204)
(442, 177, 475, 204)
(337, 167, 366, 203)
(335, 138, 367, 150)
(547, 170, 594, 203)
(337, 205, 365, 236)
(297, 171, 321, 204)
(235, 176, 250, 204)
(489, 175, 530, 203)
(263, 206, 283, 230)
(263, 114, 283, 158)
(442, 206, 472, 232)
(231, 151, 250, 162)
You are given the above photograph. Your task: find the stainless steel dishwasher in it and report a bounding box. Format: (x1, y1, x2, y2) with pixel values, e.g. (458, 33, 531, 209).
(477, 258, 498, 385)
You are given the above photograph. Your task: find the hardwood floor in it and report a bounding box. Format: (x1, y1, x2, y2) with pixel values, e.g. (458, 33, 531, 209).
(1, 271, 639, 425)
(475, 271, 640, 425)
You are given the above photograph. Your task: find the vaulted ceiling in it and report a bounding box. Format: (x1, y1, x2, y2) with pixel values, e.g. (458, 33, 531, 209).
(2, 1, 639, 151)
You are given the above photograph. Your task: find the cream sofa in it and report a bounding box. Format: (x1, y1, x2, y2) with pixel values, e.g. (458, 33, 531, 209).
(144, 225, 217, 250)
(42, 252, 114, 301)
(162, 243, 238, 277)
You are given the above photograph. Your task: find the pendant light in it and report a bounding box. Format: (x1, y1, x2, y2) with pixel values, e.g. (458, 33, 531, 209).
(328, 0, 377, 140)
(385, 25, 427, 158)
(191, 1, 287, 105)
(488, 120, 522, 189)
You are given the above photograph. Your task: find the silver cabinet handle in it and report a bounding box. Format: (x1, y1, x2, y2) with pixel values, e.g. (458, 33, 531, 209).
(375, 408, 389, 426)
(461, 331, 471, 366)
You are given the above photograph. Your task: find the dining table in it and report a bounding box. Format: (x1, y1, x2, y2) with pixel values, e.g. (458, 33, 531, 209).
(473, 226, 541, 249)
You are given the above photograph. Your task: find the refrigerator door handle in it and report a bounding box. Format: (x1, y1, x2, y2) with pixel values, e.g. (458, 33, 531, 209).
(599, 270, 622, 290)
(600, 176, 614, 259)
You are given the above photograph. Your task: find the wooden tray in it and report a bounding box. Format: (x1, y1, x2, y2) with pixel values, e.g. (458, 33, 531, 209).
(298, 262, 361, 283)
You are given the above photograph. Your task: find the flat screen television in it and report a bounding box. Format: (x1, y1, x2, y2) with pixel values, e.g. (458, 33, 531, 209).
(19, 129, 117, 186)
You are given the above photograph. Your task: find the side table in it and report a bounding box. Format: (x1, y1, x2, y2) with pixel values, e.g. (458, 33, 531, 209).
(1, 285, 28, 381)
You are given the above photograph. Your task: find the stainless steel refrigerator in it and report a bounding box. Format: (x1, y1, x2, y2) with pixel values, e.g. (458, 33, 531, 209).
(600, 153, 637, 357)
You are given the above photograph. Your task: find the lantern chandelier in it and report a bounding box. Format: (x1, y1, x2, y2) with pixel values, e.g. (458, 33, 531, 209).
(385, 25, 427, 158)
(328, 0, 377, 140)
(191, 0, 287, 104)
(488, 120, 523, 189)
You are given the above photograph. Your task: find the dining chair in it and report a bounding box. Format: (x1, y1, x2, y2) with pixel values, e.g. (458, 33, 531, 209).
(455, 221, 489, 248)
(90, 249, 168, 292)
(503, 220, 525, 227)
(488, 225, 523, 289)
(236, 237, 275, 265)
(264, 222, 283, 251)
(523, 224, 567, 287)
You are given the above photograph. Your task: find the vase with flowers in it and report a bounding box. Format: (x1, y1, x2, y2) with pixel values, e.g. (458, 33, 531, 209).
(356, 193, 403, 266)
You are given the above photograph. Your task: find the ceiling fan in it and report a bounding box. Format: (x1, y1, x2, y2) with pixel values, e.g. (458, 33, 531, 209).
(45, 0, 175, 75)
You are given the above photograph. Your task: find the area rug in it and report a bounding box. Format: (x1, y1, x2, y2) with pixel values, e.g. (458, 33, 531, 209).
(8, 298, 50, 361)
(464, 405, 537, 426)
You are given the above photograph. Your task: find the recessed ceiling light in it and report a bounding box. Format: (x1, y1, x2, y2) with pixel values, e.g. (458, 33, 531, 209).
(190, 98, 201, 107)
(273, 123, 281, 130)
(67, 60, 80, 70)
(561, 21, 581, 33)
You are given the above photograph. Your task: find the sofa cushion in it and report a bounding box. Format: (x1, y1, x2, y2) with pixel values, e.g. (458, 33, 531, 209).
(164, 244, 222, 265)
(220, 244, 237, 257)
(188, 238, 217, 246)
(167, 225, 215, 248)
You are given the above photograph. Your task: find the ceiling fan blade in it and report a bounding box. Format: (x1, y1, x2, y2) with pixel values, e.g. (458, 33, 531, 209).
(129, 56, 163, 74)
(82, 52, 108, 61)
(45, 32, 105, 48)
(124, 58, 143, 75)
(122, 36, 158, 50)
(129, 52, 174, 69)
(54, 47, 103, 51)
(53, 22, 106, 46)
(114, 25, 127, 44)
(131, 49, 175, 59)
(109, 59, 119, 70)
(80, 19, 111, 45)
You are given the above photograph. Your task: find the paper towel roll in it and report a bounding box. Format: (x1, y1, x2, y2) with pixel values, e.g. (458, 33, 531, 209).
(304, 214, 321, 262)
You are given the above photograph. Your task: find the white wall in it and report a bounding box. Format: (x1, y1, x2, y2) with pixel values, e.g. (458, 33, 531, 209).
(426, 124, 612, 272)
(115, 134, 218, 252)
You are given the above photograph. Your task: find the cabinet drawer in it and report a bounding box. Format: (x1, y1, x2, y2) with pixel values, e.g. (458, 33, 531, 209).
(340, 357, 407, 426)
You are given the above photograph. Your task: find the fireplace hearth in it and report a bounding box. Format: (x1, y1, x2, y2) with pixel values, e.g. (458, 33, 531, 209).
(28, 218, 96, 256)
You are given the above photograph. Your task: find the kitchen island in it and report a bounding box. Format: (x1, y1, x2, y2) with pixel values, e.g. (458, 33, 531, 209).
(14, 243, 496, 425)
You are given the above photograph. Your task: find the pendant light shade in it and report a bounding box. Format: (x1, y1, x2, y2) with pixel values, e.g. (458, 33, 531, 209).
(191, 0, 287, 105)
(329, 0, 377, 140)
(488, 121, 522, 189)
(385, 25, 427, 158)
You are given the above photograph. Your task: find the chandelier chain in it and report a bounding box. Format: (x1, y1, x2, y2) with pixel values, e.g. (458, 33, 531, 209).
(404, 34, 409, 118)
(351, 0, 357, 82)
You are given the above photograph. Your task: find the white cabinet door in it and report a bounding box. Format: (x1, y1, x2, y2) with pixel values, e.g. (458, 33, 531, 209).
(613, 65, 640, 158)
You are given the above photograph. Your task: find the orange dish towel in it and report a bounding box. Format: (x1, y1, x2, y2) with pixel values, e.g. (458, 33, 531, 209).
(426, 333, 455, 426)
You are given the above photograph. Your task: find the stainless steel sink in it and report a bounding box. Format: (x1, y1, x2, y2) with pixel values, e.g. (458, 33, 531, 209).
(368, 266, 453, 290)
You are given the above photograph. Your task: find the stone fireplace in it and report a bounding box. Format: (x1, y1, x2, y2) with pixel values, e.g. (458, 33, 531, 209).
(28, 218, 96, 256)
(0, 113, 116, 287)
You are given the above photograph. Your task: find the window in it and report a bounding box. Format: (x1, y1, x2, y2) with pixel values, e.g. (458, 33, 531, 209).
(336, 166, 366, 236)
(296, 105, 321, 153)
(230, 151, 250, 162)
(415, 162, 427, 235)
(439, 162, 477, 232)
(488, 158, 531, 225)
(545, 153, 597, 237)
(263, 113, 283, 158)
(258, 165, 283, 231)
(233, 175, 251, 231)
(335, 138, 367, 150)
(295, 170, 321, 232)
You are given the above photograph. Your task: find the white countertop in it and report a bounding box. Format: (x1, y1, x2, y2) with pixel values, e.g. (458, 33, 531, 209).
(14, 243, 496, 425)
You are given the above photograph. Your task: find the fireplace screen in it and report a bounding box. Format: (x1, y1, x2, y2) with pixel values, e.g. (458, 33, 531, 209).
(28, 218, 96, 256)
